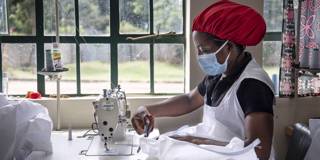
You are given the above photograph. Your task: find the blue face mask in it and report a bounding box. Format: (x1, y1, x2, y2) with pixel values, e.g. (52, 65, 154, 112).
(197, 40, 230, 76)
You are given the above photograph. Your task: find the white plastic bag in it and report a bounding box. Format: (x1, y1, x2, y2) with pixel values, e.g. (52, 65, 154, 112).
(0, 100, 53, 160)
(0, 93, 9, 107)
(0, 104, 17, 160)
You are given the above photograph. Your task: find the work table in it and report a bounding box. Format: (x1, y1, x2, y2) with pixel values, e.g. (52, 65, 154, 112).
(27, 130, 157, 160)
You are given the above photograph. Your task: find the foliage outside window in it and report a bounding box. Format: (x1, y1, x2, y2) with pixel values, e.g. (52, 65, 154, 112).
(0, 0, 185, 95)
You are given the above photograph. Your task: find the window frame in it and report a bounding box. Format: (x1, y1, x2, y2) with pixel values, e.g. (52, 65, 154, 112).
(0, 0, 8, 35)
(0, 0, 186, 96)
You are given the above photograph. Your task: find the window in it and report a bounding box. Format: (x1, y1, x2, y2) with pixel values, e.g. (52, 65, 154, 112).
(263, 41, 281, 77)
(1, 43, 37, 95)
(0, 0, 185, 95)
(44, 0, 75, 36)
(44, 43, 77, 94)
(263, 0, 283, 32)
(119, 0, 150, 34)
(154, 44, 184, 93)
(80, 44, 111, 94)
(118, 44, 150, 93)
(263, 0, 284, 95)
(154, 0, 183, 34)
(0, 0, 8, 34)
(79, 0, 110, 36)
(7, 0, 36, 35)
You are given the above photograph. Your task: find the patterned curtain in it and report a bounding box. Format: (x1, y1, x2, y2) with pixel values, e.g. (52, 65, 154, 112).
(280, 0, 320, 97)
(298, 0, 320, 96)
(280, 0, 296, 97)
(299, 0, 320, 53)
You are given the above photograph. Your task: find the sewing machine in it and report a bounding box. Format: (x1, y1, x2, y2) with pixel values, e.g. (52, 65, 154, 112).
(90, 86, 137, 156)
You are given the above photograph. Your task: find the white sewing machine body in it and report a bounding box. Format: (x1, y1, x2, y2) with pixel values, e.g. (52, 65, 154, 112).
(92, 86, 134, 155)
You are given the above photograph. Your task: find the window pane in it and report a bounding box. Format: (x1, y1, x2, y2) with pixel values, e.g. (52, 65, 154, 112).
(119, 0, 150, 34)
(118, 44, 149, 93)
(2, 44, 37, 95)
(44, 0, 75, 36)
(154, 44, 184, 93)
(7, 0, 36, 35)
(0, 0, 8, 34)
(44, 44, 76, 94)
(154, 0, 183, 34)
(263, 41, 281, 95)
(80, 44, 110, 94)
(263, 0, 283, 32)
(79, 0, 110, 36)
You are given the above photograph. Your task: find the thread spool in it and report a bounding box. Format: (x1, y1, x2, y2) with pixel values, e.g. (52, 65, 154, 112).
(52, 43, 63, 70)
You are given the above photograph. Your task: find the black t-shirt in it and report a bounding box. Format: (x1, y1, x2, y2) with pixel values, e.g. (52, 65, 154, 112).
(197, 52, 274, 116)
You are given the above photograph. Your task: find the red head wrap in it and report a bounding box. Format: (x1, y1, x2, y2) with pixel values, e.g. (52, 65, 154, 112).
(192, 0, 266, 46)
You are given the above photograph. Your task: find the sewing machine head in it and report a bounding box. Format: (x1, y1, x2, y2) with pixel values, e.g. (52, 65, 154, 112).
(92, 85, 130, 150)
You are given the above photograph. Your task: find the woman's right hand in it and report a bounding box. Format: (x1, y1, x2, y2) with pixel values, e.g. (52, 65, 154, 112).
(131, 106, 155, 135)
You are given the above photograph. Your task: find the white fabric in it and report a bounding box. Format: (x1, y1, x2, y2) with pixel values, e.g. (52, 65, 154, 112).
(140, 135, 260, 160)
(304, 119, 320, 160)
(0, 100, 53, 160)
(140, 58, 275, 160)
(162, 122, 237, 143)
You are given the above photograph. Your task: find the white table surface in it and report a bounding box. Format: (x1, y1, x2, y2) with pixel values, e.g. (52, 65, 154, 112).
(28, 130, 158, 160)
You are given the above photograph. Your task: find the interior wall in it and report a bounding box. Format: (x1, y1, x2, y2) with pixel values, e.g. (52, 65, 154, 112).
(28, 1, 320, 160)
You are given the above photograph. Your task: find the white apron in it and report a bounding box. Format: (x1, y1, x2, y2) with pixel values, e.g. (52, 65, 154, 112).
(163, 58, 276, 159)
(201, 58, 276, 159)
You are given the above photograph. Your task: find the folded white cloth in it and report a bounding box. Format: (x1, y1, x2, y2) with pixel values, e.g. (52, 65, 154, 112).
(0, 100, 53, 160)
(140, 135, 259, 160)
(140, 124, 260, 160)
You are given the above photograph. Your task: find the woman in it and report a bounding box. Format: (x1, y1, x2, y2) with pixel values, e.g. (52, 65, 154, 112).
(131, 1, 275, 160)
